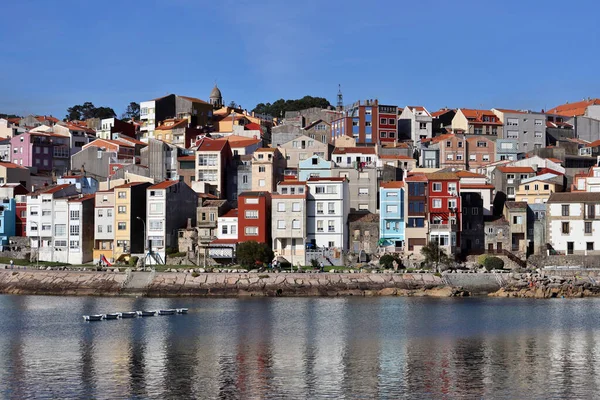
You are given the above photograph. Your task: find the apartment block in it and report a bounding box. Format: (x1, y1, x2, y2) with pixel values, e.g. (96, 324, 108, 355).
(272, 181, 307, 266)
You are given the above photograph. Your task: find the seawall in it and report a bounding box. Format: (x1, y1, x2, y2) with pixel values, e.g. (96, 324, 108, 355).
(0, 270, 508, 297)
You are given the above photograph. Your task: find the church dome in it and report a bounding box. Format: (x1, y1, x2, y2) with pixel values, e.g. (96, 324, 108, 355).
(210, 85, 222, 99)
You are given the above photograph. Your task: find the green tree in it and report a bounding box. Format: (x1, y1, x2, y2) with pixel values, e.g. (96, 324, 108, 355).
(379, 254, 403, 269)
(65, 102, 116, 121)
(236, 241, 274, 268)
(421, 241, 449, 270)
(121, 102, 140, 120)
(252, 96, 332, 118)
(228, 101, 238, 108)
(483, 256, 504, 271)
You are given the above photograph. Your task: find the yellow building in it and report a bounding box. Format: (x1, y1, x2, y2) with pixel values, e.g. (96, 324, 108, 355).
(113, 181, 151, 261)
(516, 174, 562, 204)
(251, 148, 285, 193)
(93, 189, 115, 263)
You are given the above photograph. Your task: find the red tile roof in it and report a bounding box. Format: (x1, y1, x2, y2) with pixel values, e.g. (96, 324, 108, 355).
(210, 238, 238, 245)
(35, 115, 59, 123)
(178, 155, 195, 161)
(244, 122, 262, 131)
(537, 167, 564, 176)
(459, 109, 502, 124)
(155, 119, 187, 130)
(28, 184, 72, 196)
(221, 209, 238, 218)
(68, 194, 95, 203)
(547, 99, 600, 117)
(112, 182, 148, 189)
(405, 174, 428, 182)
(455, 170, 487, 178)
(116, 136, 146, 146)
(379, 154, 415, 160)
(332, 147, 377, 154)
(7, 117, 21, 124)
(196, 139, 228, 152)
(380, 181, 405, 188)
(255, 147, 278, 152)
(0, 161, 27, 170)
(149, 180, 179, 190)
(278, 180, 306, 186)
(228, 139, 262, 148)
(461, 183, 495, 190)
(308, 177, 347, 182)
(431, 108, 454, 117)
(496, 166, 535, 173)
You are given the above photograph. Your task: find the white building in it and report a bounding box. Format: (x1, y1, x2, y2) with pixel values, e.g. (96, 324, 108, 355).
(547, 192, 600, 255)
(65, 195, 95, 264)
(140, 100, 156, 139)
(398, 106, 433, 145)
(306, 177, 349, 251)
(26, 184, 79, 263)
(217, 209, 238, 240)
(272, 181, 307, 266)
(146, 180, 198, 264)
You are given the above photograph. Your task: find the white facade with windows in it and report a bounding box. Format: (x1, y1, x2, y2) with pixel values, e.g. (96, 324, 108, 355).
(140, 100, 156, 139)
(306, 178, 350, 251)
(217, 213, 238, 240)
(547, 193, 600, 255)
(272, 182, 307, 266)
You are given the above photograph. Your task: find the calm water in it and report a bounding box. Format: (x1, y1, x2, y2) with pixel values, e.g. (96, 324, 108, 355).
(0, 296, 599, 399)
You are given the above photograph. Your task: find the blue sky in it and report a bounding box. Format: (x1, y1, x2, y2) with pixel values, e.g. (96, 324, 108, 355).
(1, 0, 599, 118)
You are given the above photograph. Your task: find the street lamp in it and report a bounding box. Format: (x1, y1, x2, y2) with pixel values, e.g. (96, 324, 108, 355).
(136, 217, 146, 267)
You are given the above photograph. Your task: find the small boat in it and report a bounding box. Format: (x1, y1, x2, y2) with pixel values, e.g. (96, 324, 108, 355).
(158, 309, 176, 315)
(176, 308, 188, 314)
(137, 310, 157, 317)
(119, 312, 138, 319)
(83, 315, 103, 321)
(104, 313, 119, 320)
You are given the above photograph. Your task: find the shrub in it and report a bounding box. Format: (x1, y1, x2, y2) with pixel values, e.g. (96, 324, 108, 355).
(129, 256, 139, 267)
(483, 256, 504, 271)
(236, 241, 274, 269)
(379, 254, 402, 269)
(279, 261, 291, 271)
(191, 271, 199, 278)
(477, 254, 490, 266)
(310, 259, 319, 269)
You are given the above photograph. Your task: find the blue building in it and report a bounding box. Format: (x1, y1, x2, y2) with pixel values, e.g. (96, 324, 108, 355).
(298, 155, 333, 182)
(495, 139, 519, 161)
(0, 198, 16, 251)
(57, 175, 99, 194)
(379, 181, 405, 251)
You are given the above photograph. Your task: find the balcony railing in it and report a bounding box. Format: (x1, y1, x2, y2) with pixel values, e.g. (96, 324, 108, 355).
(429, 223, 458, 231)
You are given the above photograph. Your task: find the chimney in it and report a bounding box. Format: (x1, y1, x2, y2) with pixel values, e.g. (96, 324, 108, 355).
(187, 218, 192, 229)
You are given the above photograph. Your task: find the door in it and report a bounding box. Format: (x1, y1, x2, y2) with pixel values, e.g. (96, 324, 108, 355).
(567, 242, 574, 255)
(497, 242, 503, 252)
(488, 243, 494, 252)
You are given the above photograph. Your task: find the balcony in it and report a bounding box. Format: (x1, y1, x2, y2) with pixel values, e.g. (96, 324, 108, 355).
(429, 223, 459, 232)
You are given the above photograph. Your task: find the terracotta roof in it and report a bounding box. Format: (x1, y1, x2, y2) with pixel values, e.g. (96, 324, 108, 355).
(149, 180, 179, 190)
(547, 192, 600, 203)
(496, 166, 535, 173)
(112, 182, 148, 189)
(307, 177, 347, 182)
(587, 140, 600, 148)
(537, 167, 564, 176)
(228, 139, 262, 148)
(0, 161, 27, 170)
(244, 122, 262, 131)
(155, 119, 188, 130)
(405, 174, 428, 182)
(255, 147, 278, 152)
(60, 175, 85, 179)
(547, 99, 600, 117)
(178, 95, 209, 104)
(272, 194, 306, 199)
(221, 209, 238, 218)
(278, 180, 306, 186)
(505, 201, 527, 209)
(459, 109, 502, 124)
(28, 184, 72, 196)
(379, 154, 415, 160)
(196, 139, 228, 152)
(198, 193, 219, 199)
(35, 115, 59, 123)
(7, 117, 21, 124)
(426, 172, 458, 180)
(238, 191, 270, 197)
(429, 133, 460, 144)
(68, 194, 95, 203)
(380, 181, 405, 188)
(431, 108, 454, 117)
(178, 155, 195, 161)
(116, 136, 146, 146)
(455, 170, 487, 178)
(332, 147, 377, 154)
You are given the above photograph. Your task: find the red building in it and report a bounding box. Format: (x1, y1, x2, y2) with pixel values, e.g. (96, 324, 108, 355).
(0, 183, 29, 236)
(426, 171, 461, 253)
(237, 191, 271, 244)
(330, 100, 398, 144)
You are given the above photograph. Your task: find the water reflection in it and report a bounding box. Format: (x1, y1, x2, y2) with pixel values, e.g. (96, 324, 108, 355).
(1, 296, 600, 398)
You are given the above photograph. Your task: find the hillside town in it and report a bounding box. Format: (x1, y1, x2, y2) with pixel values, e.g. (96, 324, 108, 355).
(1, 87, 600, 269)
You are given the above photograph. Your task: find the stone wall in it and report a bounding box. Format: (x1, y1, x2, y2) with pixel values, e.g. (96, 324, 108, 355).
(528, 255, 600, 268)
(0, 270, 126, 296)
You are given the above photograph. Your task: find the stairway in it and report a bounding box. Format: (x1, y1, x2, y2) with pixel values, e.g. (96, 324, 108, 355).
(121, 270, 154, 295)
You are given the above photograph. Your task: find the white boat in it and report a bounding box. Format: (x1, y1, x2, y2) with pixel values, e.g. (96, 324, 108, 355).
(83, 315, 103, 321)
(158, 309, 176, 316)
(137, 310, 157, 317)
(176, 308, 188, 314)
(119, 312, 138, 318)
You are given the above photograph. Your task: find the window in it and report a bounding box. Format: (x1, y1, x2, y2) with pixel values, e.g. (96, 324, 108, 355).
(482, 155, 490, 161)
(365, 121, 371, 127)
(328, 202, 335, 214)
(197, 154, 218, 166)
(524, 185, 530, 191)
(328, 220, 335, 232)
(432, 183, 442, 192)
(292, 220, 300, 229)
(54, 240, 67, 247)
(69, 240, 79, 249)
(258, 179, 265, 187)
(359, 188, 369, 196)
(118, 222, 126, 230)
(380, 118, 386, 125)
(535, 119, 543, 126)
(507, 118, 519, 126)
(456, 153, 463, 161)
(588, 242, 594, 251)
(150, 203, 163, 214)
(231, 225, 236, 235)
(42, 210, 51, 216)
(513, 216, 522, 224)
(407, 218, 425, 227)
(97, 225, 103, 233)
(326, 186, 337, 194)
(315, 186, 325, 194)
(317, 220, 324, 232)
(446, 154, 454, 160)
(380, 132, 387, 138)
(259, 166, 266, 173)
(562, 222, 569, 234)
(118, 206, 126, 214)
(472, 208, 479, 215)
(386, 191, 398, 197)
(386, 205, 398, 213)
(149, 220, 163, 230)
(507, 131, 518, 139)
(278, 202, 285, 212)
(55, 224, 66, 236)
(585, 222, 592, 234)
(470, 154, 477, 161)
(446, 141, 452, 148)
(244, 198, 259, 204)
(107, 225, 112, 233)
(222, 225, 229, 234)
(535, 131, 543, 138)
(245, 210, 258, 219)
(292, 202, 301, 212)
(419, 122, 427, 130)
(118, 191, 126, 199)
(432, 199, 442, 208)
(562, 205, 569, 216)
(448, 199, 457, 209)
(70, 210, 79, 220)
(70, 225, 79, 235)
(98, 209, 104, 218)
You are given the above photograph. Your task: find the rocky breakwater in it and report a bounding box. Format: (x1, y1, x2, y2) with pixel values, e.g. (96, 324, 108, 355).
(145, 272, 471, 297)
(489, 272, 600, 298)
(0, 270, 126, 296)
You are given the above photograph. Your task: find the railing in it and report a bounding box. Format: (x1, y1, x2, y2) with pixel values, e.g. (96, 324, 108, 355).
(429, 223, 458, 231)
(502, 249, 527, 269)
